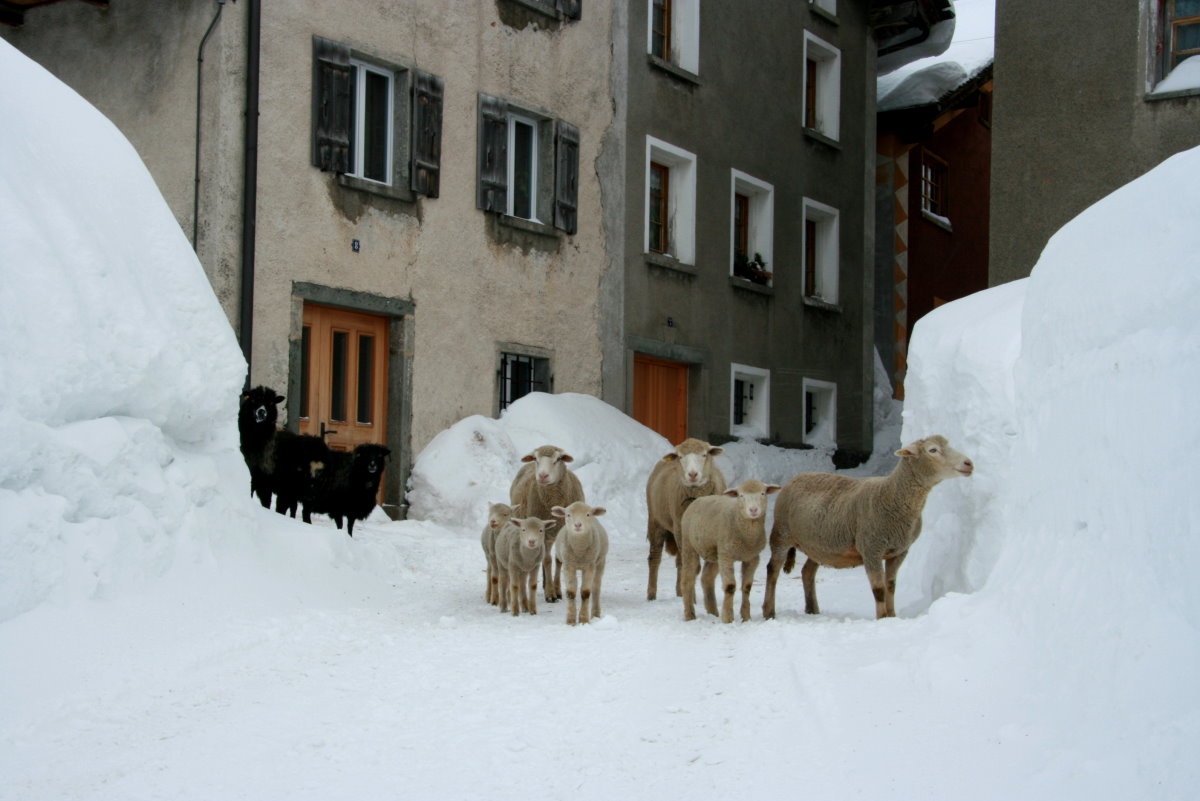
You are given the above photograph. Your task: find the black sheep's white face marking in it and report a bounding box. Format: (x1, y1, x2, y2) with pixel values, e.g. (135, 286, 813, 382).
(254, 406, 269, 423)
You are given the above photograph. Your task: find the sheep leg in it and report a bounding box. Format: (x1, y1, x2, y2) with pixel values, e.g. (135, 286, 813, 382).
(542, 552, 558, 603)
(647, 537, 664, 601)
(864, 559, 888, 619)
(591, 563, 604, 620)
(497, 566, 509, 613)
(718, 556, 737, 624)
(552, 556, 563, 603)
(762, 546, 786, 620)
(579, 566, 594, 624)
(884, 550, 907, 618)
(701, 560, 720, 618)
(565, 567, 579, 626)
(801, 558, 821, 615)
(681, 549, 699, 621)
(740, 556, 759, 623)
(526, 568, 538, 615)
(511, 575, 523, 617)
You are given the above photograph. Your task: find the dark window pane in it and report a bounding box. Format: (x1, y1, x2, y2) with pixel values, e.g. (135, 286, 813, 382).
(805, 218, 818, 297)
(649, 162, 669, 253)
(805, 391, 816, 434)
(300, 325, 312, 418)
(652, 0, 671, 59)
(362, 69, 390, 182)
(1176, 22, 1200, 52)
(1176, 0, 1200, 18)
(733, 379, 745, 425)
(331, 330, 348, 422)
(357, 335, 374, 424)
(805, 59, 818, 128)
(512, 119, 534, 219)
(500, 353, 546, 411)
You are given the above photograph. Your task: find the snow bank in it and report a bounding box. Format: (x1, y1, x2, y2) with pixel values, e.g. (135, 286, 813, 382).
(1151, 53, 1200, 96)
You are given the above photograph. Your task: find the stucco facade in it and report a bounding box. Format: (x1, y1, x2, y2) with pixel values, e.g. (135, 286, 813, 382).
(991, 0, 1200, 284)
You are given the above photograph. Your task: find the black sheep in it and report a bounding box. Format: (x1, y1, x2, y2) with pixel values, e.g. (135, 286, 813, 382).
(304, 443, 391, 537)
(237, 386, 284, 508)
(269, 431, 332, 519)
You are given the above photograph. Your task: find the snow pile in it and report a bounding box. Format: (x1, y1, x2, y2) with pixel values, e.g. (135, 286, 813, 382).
(1151, 53, 1200, 96)
(878, 0, 993, 112)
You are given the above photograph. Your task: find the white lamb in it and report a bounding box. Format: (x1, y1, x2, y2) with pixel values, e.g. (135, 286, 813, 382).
(552, 501, 609, 626)
(480, 502, 516, 605)
(495, 515, 554, 617)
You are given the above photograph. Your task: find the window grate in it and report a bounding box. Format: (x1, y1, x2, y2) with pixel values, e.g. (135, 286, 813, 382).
(500, 353, 548, 412)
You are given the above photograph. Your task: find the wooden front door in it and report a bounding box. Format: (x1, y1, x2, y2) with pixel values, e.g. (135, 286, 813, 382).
(299, 303, 388, 453)
(633, 354, 689, 445)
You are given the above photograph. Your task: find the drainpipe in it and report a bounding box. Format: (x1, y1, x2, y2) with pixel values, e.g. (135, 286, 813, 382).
(239, 0, 261, 378)
(192, 0, 225, 247)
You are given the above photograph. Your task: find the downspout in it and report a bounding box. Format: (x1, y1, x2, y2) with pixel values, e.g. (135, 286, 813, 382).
(192, 0, 225, 247)
(239, 0, 261, 377)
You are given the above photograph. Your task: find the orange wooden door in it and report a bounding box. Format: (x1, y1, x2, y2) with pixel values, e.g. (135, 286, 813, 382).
(299, 303, 388, 453)
(633, 354, 689, 444)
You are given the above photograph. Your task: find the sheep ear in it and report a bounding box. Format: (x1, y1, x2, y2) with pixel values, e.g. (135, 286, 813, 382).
(766, 484, 781, 494)
(708, 447, 724, 456)
(661, 452, 680, 462)
(511, 519, 525, 530)
(542, 519, 556, 528)
(559, 453, 574, 463)
(521, 453, 536, 463)
(274, 394, 285, 404)
(895, 447, 916, 459)
(723, 488, 739, 498)
(512, 503, 522, 515)
(551, 506, 567, 518)
(591, 507, 607, 517)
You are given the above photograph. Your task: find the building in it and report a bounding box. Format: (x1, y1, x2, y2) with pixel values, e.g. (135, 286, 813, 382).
(990, 0, 1200, 284)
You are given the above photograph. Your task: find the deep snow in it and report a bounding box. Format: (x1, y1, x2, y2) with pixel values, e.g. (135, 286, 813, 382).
(2, 35, 1199, 801)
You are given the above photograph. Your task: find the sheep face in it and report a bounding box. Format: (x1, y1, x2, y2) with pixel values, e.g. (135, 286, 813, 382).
(487, 502, 514, 530)
(354, 444, 391, 476)
(551, 501, 607, 534)
(662, 438, 724, 488)
(239, 386, 283, 427)
(512, 517, 553, 550)
(722, 479, 781, 521)
(896, 435, 974, 482)
(521, 445, 574, 486)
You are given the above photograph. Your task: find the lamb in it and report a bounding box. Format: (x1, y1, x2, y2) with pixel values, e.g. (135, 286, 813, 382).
(494, 516, 553, 617)
(762, 434, 974, 621)
(509, 445, 586, 602)
(678, 478, 780, 623)
(303, 443, 391, 536)
(480, 502, 517, 605)
(551, 502, 609, 626)
(237, 385, 285, 508)
(644, 438, 727, 601)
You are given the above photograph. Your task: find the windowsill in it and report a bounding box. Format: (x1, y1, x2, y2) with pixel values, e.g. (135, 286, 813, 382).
(730, 276, 774, 296)
(497, 213, 560, 239)
(337, 173, 417, 204)
(803, 295, 841, 313)
(810, 5, 838, 25)
(1145, 85, 1200, 101)
(645, 251, 698, 277)
(921, 208, 954, 232)
(803, 127, 842, 150)
(647, 54, 701, 86)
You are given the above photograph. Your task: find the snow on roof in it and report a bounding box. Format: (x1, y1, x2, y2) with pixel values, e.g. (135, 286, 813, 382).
(878, 0, 994, 112)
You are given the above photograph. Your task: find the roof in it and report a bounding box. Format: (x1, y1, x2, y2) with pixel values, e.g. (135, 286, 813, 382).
(0, 0, 107, 27)
(877, 0, 994, 112)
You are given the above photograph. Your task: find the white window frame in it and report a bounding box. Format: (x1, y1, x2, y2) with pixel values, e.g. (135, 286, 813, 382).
(506, 111, 541, 222)
(803, 31, 841, 141)
(647, 0, 702, 74)
(802, 378, 837, 447)
(348, 59, 395, 185)
(803, 198, 840, 304)
(812, 0, 837, 16)
(729, 169, 775, 283)
(730, 363, 770, 440)
(645, 136, 697, 265)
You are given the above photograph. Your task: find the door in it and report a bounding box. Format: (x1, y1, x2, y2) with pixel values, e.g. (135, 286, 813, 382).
(299, 303, 388, 453)
(633, 354, 689, 445)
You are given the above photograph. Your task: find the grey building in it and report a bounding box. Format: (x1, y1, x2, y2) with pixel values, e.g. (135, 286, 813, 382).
(991, 0, 1200, 284)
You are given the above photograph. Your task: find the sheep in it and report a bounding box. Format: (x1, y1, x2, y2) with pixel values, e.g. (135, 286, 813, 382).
(509, 444, 586, 602)
(494, 516, 554, 617)
(762, 434, 974, 621)
(237, 385, 285, 508)
(303, 443, 391, 537)
(644, 438, 727, 601)
(678, 478, 780, 623)
(269, 431, 331, 518)
(480, 502, 517, 605)
(551, 502, 609, 626)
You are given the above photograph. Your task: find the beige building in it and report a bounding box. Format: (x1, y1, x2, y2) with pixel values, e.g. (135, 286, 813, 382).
(3, 0, 611, 514)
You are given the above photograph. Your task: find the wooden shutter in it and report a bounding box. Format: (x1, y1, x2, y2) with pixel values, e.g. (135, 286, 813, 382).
(477, 94, 508, 212)
(312, 36, 351, 173)
(553, 119, 579, 234)
(411, 70, 444, 197)
(556, 0, 582, 20)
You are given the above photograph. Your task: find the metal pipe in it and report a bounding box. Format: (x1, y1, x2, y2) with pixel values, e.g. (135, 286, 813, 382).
(192, 0, 225, 248)
(239, 0, 261, 378)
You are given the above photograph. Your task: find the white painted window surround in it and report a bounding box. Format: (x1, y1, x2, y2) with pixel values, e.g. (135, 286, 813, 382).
(729, 169, 775, 282)
(812, 0, 836, 16)
(731, 363, 770, 440)
(647, 0, 701, 74)
(804, 31, 841, 141)
(348, 59, 394, 185)
(645, 136, 697, 265)
(803, 377, 837, 447)
(803, 197, 840, 304)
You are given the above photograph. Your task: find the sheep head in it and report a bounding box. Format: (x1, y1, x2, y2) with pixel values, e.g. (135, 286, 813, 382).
(487, 502, 514, 530)
(722, 479, 781, 521)
(895, 435, 974, 484)
(551, 501, 607, 534)
(511, 516, 554, 550)
(661, 438, 724, 488)
(239, 385, 284, 425)
(521, 445, 574, 486)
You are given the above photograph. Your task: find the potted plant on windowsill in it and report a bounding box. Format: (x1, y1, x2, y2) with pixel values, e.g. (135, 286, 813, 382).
(733, 251, 773, 286)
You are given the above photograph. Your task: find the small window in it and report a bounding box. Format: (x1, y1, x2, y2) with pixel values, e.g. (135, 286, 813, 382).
(731, 364, 770, 440)
(920, 149, 949, 218)
(730, 170, 774, 286)
(812, 0, 837, 15)
(508, 112, 539, 222)
(1165, 0, 1200, 73)
(647, 0, 700, 74)
(803, 32, 841, 141)
(645, 137, 698, 264)
(802, 198, 839, 303)
(499, 351, 551, 413)
(802, 378, 837, 447)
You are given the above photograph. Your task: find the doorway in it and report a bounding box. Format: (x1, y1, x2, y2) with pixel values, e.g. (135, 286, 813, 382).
(633, 353, 689, 444)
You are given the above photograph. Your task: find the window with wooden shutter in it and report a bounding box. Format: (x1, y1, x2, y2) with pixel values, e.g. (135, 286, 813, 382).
(312, 37, 351, 173)
(554, 120, 580, 234)
(411, 71, 444, 197)
(478, 94, 509, 213)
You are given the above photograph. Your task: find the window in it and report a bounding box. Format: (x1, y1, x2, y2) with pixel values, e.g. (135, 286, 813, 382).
(498, 350, 551, 413)
(920, 149, 949, 218)
(1164, 0, 1200, 74)
(729, 170, 774, 286)
(645, 137, 697, 264)
(803, 32, 841, 141)
(802, 198, 839, 303)
(731, 364, 770, 440)
(802, 378, 836, 447)
(478, 95, 579, 234)
(311, 37, 443, 198)
(647, 0, 700, 75)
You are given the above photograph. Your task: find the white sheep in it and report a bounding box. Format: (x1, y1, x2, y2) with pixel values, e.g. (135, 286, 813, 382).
(509, 444, 586, 603)
(678, 478, 780, 623)
(551, 502, 609, 626)
(495, 515, 554, 617)
(480, 502, 517, 605)
(644, 438, 727, 601)
(762, 434, 974, 620)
